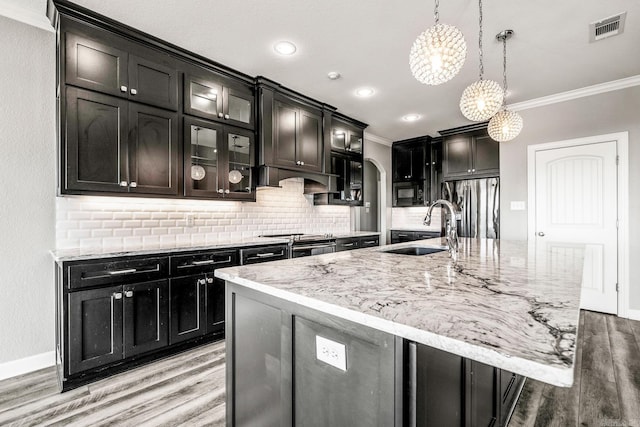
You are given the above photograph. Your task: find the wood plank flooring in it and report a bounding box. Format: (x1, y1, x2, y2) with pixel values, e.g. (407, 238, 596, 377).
(0, 310, 638, 426)
(510, 310, 640, 427)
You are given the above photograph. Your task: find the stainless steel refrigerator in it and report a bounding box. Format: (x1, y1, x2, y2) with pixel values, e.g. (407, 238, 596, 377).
(442, 178, 499, 239)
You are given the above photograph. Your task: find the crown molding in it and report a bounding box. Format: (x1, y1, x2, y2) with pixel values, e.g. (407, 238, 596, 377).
(509, 75, 640, 112)
(365, 133, 392, 147)
(0, 0, 53, 32)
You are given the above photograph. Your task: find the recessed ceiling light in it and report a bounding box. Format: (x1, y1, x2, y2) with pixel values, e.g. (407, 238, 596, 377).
(273, 41, 297, 56)
(402, 114, 421, 122)
(327, 71, 341, 80)
(355, 87, 375, 97)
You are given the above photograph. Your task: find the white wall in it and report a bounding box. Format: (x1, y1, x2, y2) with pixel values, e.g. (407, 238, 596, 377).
(0, 16, 56, 363)
(500, 86, 640, 310)
(57, 178, 350, 249)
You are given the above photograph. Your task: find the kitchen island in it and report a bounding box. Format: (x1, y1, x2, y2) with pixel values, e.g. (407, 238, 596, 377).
(215, 238, 584, 426)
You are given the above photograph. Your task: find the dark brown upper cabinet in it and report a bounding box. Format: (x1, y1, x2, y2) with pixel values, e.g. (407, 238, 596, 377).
(65, 31, 178, 111)
(331, 117, 363, 155)
(184, 72, 255, 130)
(65, 86, 179, 195)
(271, 96, 323, 172)
(393, 140, 427, 182)
(443, 129, 499, 180)
(183, 116, 255, 201)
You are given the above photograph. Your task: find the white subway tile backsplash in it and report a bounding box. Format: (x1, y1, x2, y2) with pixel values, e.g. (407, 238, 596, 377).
(391, 207, 442, 231)
(56, 178, 351, 249)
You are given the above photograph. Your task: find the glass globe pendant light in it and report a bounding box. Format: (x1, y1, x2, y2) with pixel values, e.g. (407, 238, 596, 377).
(459, 0, 503, 121)
(488, 30, 523, 142)
(409, 0, 467, 86)
(190, 127, 206, 181)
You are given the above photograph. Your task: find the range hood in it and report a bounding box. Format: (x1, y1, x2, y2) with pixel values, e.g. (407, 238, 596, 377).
(257, 165, 338, 194)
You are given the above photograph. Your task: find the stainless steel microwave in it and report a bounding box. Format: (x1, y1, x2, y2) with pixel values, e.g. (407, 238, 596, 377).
(393, 182, 425, 207)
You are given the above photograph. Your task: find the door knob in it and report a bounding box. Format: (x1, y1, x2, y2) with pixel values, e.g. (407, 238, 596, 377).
(224, 114, 230, 119)
(124, 291, 133, 298)
(218, 112, 224, 118)
(120, 86, 127, 93)
(537, 232, 545, 237)
(120, 181, 128, 187)
(130, 88, 137, 95)
(217, 189, 224, 193)
(224, 189, 230, 194)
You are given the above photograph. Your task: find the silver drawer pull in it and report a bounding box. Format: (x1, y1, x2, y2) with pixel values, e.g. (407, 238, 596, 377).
(113, 292, 123, 299)
(207, 278, 214, 284)
(192, 260, 215, 265)
(107, 268, 137, 275)
(364, 241, 376, 244)
(342, 243, 355, 247)
(397, 234, 409, 237)
(256, 252, 276, 257)
(124, 291, 133, 298)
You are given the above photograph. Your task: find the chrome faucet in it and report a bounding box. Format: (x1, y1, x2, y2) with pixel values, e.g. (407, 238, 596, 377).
(424, 199, 459, 262)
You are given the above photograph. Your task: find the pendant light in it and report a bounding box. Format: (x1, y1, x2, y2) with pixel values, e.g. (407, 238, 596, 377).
(459, 0, 503, 121)
(228, 135, 243, 184)
(409, 0, 467, 86)
(488, 30, 523, 142)
(190, 127, 206, 181)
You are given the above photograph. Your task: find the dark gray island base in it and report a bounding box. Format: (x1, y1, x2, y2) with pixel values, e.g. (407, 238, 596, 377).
(226, 282, 524, 427)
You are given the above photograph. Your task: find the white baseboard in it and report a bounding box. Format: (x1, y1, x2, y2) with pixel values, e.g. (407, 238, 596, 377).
(0, 351, 55, 381)
(625, 308, 640, 322)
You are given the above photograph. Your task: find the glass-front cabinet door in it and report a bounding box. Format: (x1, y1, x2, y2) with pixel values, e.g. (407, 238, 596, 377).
(224, 84, 254, 129)
(184, 75, 223, 122)
(226, 128, 254, 199)
(184, 117, 223, 198)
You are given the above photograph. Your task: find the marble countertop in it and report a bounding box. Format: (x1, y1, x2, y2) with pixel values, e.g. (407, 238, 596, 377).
(50, 237, 290, 263)
(215, 238, 584, 387)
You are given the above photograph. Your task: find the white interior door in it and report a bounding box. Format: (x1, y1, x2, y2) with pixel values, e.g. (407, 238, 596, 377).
(533, 140, 618, 314)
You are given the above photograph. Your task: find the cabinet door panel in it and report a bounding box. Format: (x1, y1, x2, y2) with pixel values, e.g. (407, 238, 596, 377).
(393, 146, 412, 181)
(65, 32, 128, 97)
(184, 74, 224, 121)
(444, 135, 473, 178)
(170, 275, 206, 344)
(226, 128, 255, 200)
(123, 280, 169, 357)
(128, 104, 179, 195)
(473, 135, 500, 175)
(470, 360, 498, 427)
(298, 109, 323, 172)
(65, 87, 129, 192)
(68, 286, 123, 375)
(206, 276, 226, 335)
(225, 84, 255, 129)
(273, 100, 298, 168)
(184, 117, 225, 198)
(129, 55, 178, 111)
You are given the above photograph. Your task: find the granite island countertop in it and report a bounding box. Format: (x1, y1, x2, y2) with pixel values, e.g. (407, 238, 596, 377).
(215, 238, 584, 387)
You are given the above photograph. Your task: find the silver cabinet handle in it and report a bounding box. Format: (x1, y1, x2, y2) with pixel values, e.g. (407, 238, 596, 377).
(107, 268, 137, 275)
(120, 181, 128, 187)
(113, 292, 123, 300)
(224, 114, 229, 119)
(192, 260, 215, 265)
(129, 181, 137, 188)
(296, 161, 300, 165)
(467, 169, 471, 173)
(130, 88, 137, 95)
(198, 278, 206, 285)
(217, 189, 224, 193)
(472, 168, 476, 172)
(218, 112, 224, 118)
(120, 85, 127, 93)
(256, 252, 275, 257)
(206, 278, 214, 284)
(537, 232, 545, 237)
(225, 189, 230, 194)
(397, 234, 409, 237)
(363, 240, 377, 244)
(124, 290, 133, 298)
(342, 243, 355, 247)
(300, 161, 305, 165)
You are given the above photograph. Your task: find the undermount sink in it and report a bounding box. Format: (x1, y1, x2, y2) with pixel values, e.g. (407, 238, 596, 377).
(382, 246, 447, 256)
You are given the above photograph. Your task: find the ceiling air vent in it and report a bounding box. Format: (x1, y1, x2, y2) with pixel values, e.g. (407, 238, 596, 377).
(589, 12, 627, 42)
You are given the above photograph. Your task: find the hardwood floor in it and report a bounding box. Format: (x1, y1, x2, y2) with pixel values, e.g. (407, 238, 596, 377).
(510, 310, 640, 427)
(0, 311, 638, 426)
(0, 342, 226, 426)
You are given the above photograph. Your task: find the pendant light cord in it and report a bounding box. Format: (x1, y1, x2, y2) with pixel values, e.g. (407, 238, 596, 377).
(478, 0, 484, 79)
(434, 0, 439, 24)
(502, 35, 508, 106)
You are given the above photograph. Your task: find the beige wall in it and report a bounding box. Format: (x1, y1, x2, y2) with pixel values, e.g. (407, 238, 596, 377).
(0, 16, 56, 363)
(500, 86, 640, 310)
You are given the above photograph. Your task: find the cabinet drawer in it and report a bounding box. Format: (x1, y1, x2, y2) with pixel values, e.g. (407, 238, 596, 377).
(359, 236, 379, 248)
(240, 245, 288, 265)
(415, 231, 441, 240)
(68, 257, 169, 290)
(170, 250, 238, 276)
(336, 238, 359, 251)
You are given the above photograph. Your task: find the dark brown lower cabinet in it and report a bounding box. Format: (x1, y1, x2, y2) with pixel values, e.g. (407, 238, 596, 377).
(206, 276, 226, 335)
(169, 275, 207, 344)
(68, 280, 168, 375)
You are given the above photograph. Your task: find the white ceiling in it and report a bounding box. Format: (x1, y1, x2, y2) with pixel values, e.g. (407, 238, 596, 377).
(26, 0, 640, 140)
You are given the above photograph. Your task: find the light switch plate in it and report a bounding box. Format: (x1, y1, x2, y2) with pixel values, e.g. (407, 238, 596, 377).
(316, 335, 347, 371)
(510, 201, 526, 211)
